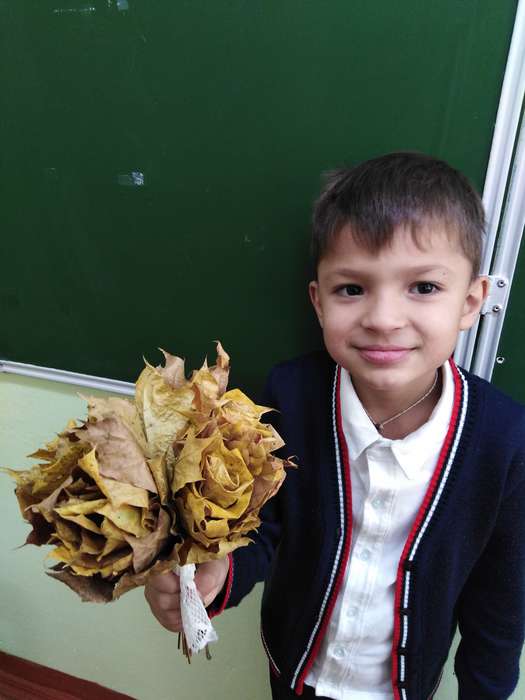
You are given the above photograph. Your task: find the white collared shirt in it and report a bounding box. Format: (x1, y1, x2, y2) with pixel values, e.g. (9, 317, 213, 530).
(306, 362, 454, 699)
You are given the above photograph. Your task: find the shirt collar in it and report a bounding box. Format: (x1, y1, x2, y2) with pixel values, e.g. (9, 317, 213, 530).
(340, 361, 454, 479)
(340, 368, 378, 461)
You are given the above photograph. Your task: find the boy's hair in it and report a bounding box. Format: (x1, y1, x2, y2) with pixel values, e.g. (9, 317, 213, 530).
(311, 152, 485, 277)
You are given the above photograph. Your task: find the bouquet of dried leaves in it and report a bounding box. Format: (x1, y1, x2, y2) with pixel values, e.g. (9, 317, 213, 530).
(3, 343, 294, 657)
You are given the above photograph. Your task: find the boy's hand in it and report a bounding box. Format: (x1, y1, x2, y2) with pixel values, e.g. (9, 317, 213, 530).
(144, 558, 230, 633)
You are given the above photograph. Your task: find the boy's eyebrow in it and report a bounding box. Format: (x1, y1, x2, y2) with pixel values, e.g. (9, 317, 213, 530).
(404, 265, 453, 275)
(329, 264, 453, 277)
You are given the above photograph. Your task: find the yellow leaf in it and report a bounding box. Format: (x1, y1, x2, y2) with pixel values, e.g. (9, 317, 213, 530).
(96, 502, 150, 538)
(97, 552, 133, 579)
(201, 443, 253, 509)
(219, 388, 271, 422)
(175, 535, 252, 566)
(54, 498, 107, 516)
(171, 430, 218, 494)
(147, 454, 170, 505)
(55, 513, 103, 536)
(46, 545, 75, 566)
(135, 363, 194, 459)
(100, 517, 127, 541)
(98, 537, 126, 559)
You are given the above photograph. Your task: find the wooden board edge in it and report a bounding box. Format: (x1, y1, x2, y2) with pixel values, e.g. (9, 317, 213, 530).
(0, 651, 136, 700)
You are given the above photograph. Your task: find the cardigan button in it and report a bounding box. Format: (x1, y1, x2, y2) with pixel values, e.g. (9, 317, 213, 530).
(359, 548, 372, 561)
(333, 644, 347, 659)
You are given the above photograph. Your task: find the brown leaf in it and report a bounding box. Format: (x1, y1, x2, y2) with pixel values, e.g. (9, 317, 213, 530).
(156, 350, 186, 389)
(209, 341, 230, 396)
(122, 507, 172, 573)
(29, 475, 74, 522)
(54, 517, 81, 547)
(77, 417, 157, 493)
(24, 513, 55, 546)
(79, 530, 105, 555)
(82, 396, 147, 454)
(78, 449, 149, 509)
(112, 555, 178, 599)
(246, 457, 286, 515)
(47, 566, 114, 603)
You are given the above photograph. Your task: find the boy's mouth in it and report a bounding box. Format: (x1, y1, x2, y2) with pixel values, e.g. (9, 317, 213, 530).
(357, 346, 412, 365)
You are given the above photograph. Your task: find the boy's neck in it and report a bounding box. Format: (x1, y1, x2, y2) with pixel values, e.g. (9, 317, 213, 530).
(352, 368, 444, 440)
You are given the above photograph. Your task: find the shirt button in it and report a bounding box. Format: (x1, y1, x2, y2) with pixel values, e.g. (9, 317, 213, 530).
(372, 497, 384, 509)
(360, 548, 371, 561)
(347, 605, 358, 617)
(333, 644, 346, 659)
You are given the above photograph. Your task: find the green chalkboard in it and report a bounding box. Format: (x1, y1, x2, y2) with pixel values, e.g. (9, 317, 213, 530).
(1, 0, 519, 395)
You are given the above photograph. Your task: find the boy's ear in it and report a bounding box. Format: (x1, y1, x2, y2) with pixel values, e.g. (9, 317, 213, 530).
(308, 280, 324, 328)
(459, 275, 490, 330)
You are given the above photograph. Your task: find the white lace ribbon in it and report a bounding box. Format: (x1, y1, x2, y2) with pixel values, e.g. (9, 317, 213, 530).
(174, 563, 218, 654)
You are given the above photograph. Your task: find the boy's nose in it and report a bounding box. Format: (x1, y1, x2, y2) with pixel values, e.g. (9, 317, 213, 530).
(360, 295, 406, 332)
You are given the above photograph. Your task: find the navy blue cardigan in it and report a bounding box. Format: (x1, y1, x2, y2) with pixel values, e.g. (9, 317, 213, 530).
(216, 351, 525, 699)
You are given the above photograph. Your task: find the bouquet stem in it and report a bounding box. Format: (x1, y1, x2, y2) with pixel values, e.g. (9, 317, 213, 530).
(177, 632, 212, 662)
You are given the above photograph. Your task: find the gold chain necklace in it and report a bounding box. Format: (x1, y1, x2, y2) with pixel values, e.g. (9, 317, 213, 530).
(363, 370, 439, 434)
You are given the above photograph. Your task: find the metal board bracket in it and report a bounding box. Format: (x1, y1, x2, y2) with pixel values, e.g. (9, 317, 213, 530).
(480, 276, 509, 316)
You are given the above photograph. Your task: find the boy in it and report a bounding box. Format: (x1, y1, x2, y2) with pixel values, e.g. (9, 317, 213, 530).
(145, 153, 525, 699)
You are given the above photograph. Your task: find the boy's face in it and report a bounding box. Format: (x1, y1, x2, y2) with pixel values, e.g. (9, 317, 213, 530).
(309, 223, 489, 403)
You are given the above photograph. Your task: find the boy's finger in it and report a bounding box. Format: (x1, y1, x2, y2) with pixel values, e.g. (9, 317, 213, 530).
(198, 579, 220, 607)
(155, 610, 182, 634)
(147, 591, 180, 613)
(146, 571, 180, 594)
(195, 568, 214, 592)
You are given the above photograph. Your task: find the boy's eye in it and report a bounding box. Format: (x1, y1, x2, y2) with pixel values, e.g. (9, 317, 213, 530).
(340, 284, 364, 296)
(412, 281, 438, 295)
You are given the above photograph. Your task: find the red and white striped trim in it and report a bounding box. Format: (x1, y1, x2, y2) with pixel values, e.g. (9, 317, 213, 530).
(292, 365, 353, 694)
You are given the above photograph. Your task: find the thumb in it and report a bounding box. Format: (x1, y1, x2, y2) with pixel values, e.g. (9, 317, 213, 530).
(194, 559, 228, 607)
